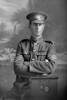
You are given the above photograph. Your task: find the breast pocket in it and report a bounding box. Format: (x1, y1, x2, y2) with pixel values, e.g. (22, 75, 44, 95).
(37, 55, 46, 61)
(36, 51, 46, 61)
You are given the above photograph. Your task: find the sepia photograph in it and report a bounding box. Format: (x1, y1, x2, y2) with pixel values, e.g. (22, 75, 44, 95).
(0, 0, 67, 100)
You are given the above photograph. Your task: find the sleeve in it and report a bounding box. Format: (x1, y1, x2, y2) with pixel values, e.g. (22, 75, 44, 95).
(46, 42, 57, 73)
(48, 42, 56, 62)
(14, 42, 28, 75)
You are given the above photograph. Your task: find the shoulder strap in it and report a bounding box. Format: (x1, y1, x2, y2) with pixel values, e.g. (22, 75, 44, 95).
(45, 40, 53, 44)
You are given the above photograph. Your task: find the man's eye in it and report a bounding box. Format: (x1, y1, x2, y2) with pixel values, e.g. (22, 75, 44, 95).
(33, 23, 37, 26)
(39, 23, 42, 26)
(33, 23, 42, 26)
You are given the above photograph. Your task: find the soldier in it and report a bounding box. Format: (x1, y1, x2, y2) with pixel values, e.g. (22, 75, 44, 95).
(13, 11, 57, 91)
(3, 12, 57, 100)
(14, 12, 56, 77)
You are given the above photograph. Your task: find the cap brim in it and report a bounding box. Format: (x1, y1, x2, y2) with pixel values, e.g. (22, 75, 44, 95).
(32, 20, 45, 24)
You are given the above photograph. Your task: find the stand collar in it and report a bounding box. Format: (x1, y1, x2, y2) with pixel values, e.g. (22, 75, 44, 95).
(30, 36, 43, 43)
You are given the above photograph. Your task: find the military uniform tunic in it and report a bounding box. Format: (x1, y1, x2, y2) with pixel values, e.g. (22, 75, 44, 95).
(14, 36, 56, 77)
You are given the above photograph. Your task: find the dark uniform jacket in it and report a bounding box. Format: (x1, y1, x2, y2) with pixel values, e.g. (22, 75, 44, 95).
(14, 36, 56, 77)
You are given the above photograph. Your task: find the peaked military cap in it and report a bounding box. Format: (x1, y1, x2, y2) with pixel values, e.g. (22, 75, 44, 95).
(26, 12, 47, 23)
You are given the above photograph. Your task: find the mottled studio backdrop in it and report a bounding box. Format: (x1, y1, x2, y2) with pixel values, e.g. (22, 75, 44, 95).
(0, 0, 67, 98)
(0, 0, 67, 63)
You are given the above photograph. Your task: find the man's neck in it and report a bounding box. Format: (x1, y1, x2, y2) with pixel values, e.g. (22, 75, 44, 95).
(31, 35, 42, 41)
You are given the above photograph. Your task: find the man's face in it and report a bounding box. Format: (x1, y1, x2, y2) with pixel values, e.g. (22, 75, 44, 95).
(30, 21, 45, 37)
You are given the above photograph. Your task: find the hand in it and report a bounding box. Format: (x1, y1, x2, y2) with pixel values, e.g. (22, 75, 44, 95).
(23, 61, 30, 66)
(18, 62, 30, 72)
(51, 55, 57, 60)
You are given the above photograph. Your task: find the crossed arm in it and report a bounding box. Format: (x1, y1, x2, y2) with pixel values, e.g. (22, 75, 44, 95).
(14, 42, 57, 75)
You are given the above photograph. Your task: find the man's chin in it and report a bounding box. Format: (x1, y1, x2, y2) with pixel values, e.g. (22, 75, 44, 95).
(33, 34, 41, 37)
(32, 35, 40, 38)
